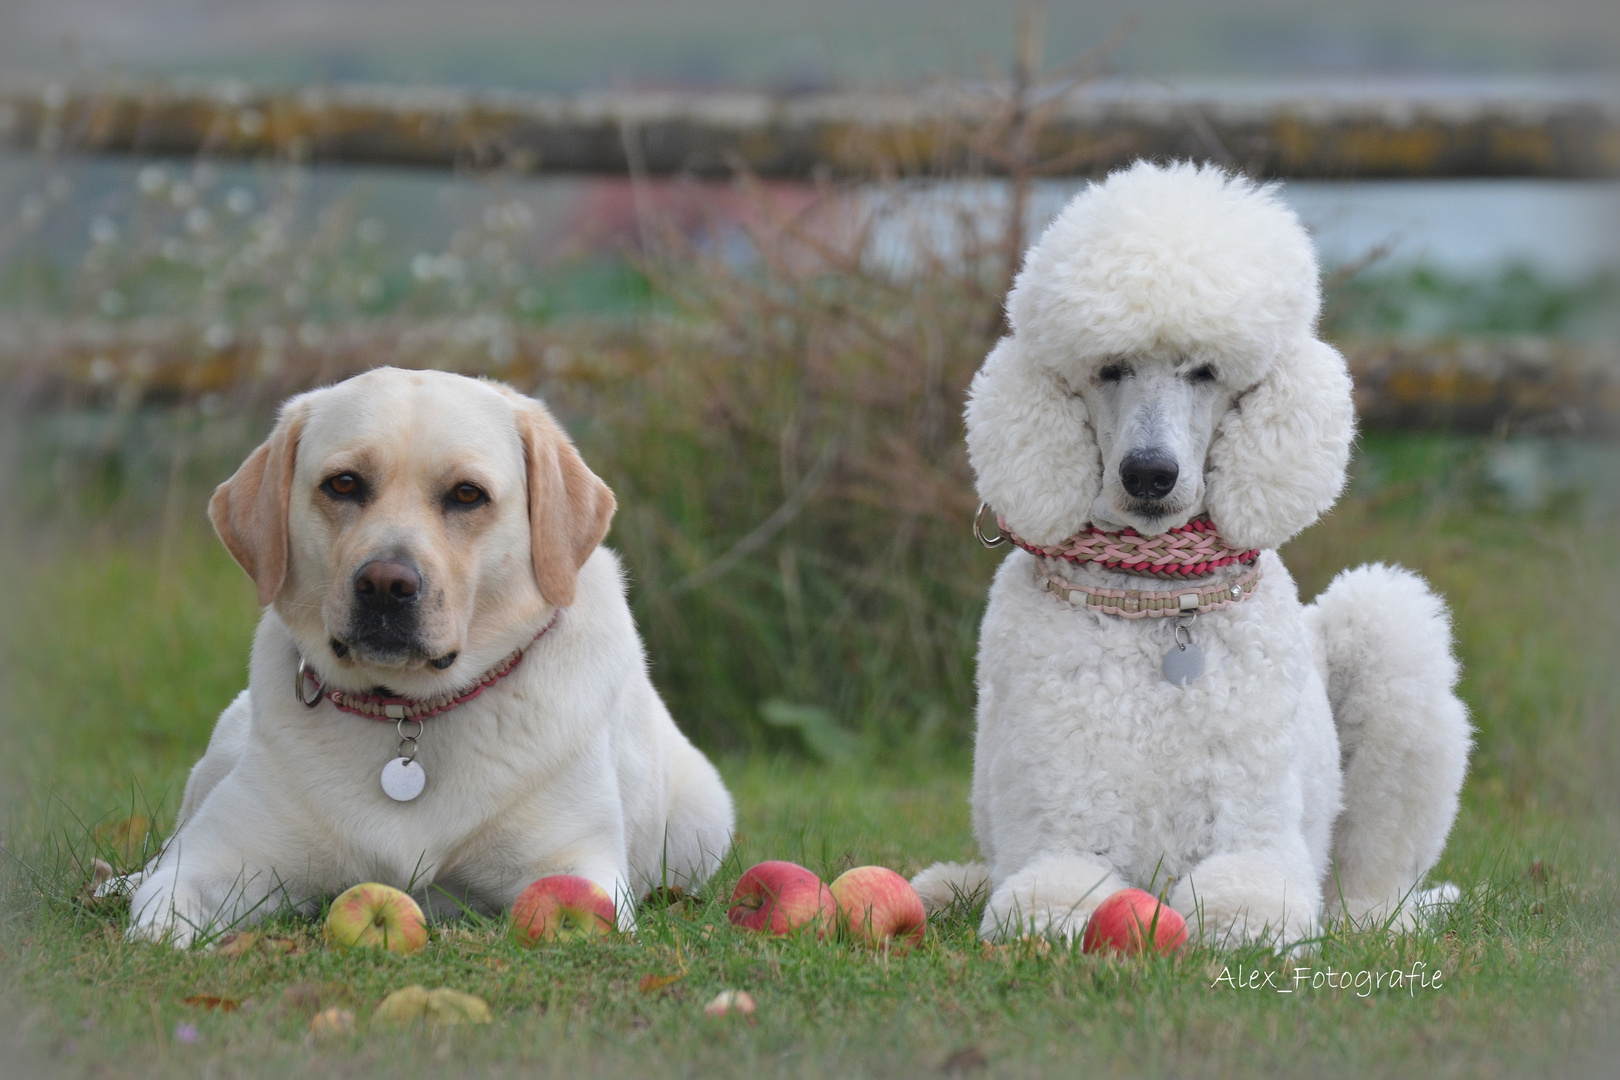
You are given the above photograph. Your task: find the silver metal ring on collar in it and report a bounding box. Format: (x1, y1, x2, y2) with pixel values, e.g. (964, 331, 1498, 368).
(295, 656, 325, 708)
(396, 716, 423, 761)
(1172, 613, 1197, 649)
(973, 502, 1007, 549)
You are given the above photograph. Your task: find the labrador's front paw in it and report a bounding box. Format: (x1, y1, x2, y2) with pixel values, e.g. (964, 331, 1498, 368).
(126, 870, 208, 947)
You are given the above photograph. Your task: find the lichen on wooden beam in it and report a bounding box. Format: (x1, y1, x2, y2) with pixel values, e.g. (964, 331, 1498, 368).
(0, 79, 1615, 179)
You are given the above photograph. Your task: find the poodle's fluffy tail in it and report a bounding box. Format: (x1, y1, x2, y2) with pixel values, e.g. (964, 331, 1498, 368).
(911, 861, 990, 915)
(1306, 563, 1472, 927)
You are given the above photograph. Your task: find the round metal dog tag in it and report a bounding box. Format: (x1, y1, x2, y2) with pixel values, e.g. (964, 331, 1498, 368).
(380, 757, 426, 802)
(1162, 642, 1204, 686)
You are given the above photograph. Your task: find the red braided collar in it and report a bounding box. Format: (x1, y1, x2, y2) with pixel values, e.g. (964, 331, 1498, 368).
(1000, 515, 1258, 580)
(300, 612, 559, 721)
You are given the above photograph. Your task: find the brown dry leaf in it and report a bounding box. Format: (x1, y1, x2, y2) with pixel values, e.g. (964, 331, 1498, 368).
(702, 989, 756, 1018)
(182, 995, 240, 1012)
(642, 886, 690, 909)
(638, 972, 684, 994)
(942, 1045, 988, 1075)
(307, 1007, 356, 1039)
(215, 933, 259, 957)
(373, 986, 492, 1027)
(79, 859, 118, 908)
(87, 859, 114, 891)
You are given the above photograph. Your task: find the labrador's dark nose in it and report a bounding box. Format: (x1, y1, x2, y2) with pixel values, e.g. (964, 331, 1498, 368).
(1120, 451, 1180, 500)
(354, 560, 421, 610)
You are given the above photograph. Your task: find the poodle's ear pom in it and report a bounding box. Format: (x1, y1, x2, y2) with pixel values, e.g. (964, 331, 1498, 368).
(1204, 336, 1355, 551)
(965, 335, 1100, 547)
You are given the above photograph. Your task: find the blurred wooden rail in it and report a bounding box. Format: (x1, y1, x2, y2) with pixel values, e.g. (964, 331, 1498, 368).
(1, 80, 1617, 178)
(1, 321, 1614, 437)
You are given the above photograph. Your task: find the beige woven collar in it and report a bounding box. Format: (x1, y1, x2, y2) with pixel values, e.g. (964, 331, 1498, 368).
(1038, 564, 1262, 619)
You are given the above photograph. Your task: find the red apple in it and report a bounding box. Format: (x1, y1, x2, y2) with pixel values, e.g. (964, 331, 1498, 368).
(829, 865, 927, 949)
(510, 874, 618, 945)
(1080, 888, 1188, 955)
(324, 882, 428, 953)
(727, 860, 835, 936)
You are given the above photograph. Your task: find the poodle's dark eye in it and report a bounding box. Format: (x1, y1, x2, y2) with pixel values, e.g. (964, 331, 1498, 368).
(447, 482, 488, 509)
(1187, 365, 1217, 383)
(1098, 363, 1131, 384)
(322, 473, 365, 501)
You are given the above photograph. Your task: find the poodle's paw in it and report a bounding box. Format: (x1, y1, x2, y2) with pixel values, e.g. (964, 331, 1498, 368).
(1417, 882, 1460, 910)
(911, 861, 989, 916)
(977, 855, 1126, 943)
(1334, 882, 1462, 933)
(1172, 853, 1320, 951)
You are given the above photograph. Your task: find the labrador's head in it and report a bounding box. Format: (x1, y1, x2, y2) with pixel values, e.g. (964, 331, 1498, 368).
(209, 368, 614, 698)
(966, 161, 1355, 551)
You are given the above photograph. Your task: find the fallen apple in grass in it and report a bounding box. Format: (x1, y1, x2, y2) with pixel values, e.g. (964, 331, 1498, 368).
(727, 860, 835, 936)
(1080, 888, 1188, 955)
(829, 866, 926, 949)
(509, 874, 617, 945)
(324, 882, 428, 953)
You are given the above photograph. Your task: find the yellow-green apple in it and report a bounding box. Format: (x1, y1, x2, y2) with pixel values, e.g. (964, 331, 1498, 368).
(727, 860, 835, 936)
(1079, 888, 1188, 954)
(324, 882, 428, 953)
(829, 865, 926, 949)
(509, 874, 617, 945)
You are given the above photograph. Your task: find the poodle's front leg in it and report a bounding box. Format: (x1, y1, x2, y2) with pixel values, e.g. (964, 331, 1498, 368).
(980, 853, 1128, 942)
(1170, 850, 1321, 950)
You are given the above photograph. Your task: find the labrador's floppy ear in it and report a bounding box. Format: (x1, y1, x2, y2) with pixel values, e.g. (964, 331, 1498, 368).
(965, 335, 1101, 547)
(517, 398, 616, 608)
(209, 401, 307, 607)
(1204, 336, 1355, 552)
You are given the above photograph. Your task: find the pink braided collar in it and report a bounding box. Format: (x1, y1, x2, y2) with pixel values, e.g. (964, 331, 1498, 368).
(999, 515, 1257, 580)
(299, 612, 559, 721)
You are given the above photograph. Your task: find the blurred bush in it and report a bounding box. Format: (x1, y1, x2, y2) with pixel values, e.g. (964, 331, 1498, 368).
(1323, 264, 1619, 342)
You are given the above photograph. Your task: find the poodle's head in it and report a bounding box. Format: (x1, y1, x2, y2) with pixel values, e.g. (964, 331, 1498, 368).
(966, 160, 1354, 551)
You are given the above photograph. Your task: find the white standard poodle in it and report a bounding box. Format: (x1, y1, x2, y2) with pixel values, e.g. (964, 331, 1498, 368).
(913, 161, 1472, 948)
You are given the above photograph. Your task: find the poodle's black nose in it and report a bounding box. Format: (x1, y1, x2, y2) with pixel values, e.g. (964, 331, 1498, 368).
(1120, 451, 1180, 500)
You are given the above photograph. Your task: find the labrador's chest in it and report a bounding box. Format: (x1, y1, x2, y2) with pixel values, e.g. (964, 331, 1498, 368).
(244, 682, 592, 891)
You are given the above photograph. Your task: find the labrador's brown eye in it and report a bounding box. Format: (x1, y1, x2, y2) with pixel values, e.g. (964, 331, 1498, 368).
(450, 482, 487, 506)
(324, 473, 362, 499)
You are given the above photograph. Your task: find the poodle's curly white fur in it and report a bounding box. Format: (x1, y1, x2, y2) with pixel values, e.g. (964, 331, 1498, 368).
(914, 162, 1471, 948)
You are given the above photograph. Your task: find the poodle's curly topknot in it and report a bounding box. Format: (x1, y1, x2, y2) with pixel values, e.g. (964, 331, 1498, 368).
(1006, 161, 1321, 389)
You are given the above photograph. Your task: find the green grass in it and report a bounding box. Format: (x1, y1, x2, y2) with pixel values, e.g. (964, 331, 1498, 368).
(2, 434, 1618, 1078)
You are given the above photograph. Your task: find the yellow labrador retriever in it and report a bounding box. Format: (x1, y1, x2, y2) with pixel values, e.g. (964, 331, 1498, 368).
(127, 368, 734, 944)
